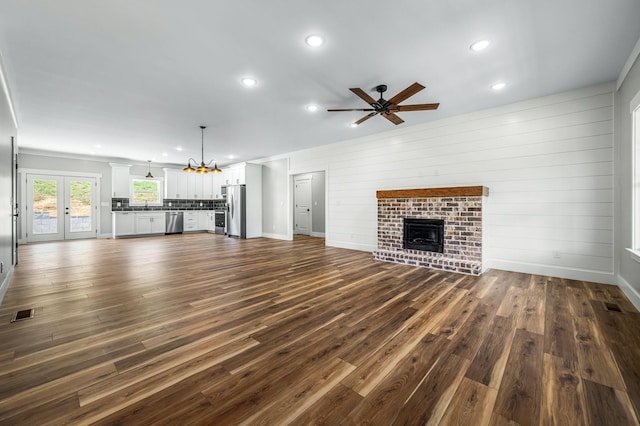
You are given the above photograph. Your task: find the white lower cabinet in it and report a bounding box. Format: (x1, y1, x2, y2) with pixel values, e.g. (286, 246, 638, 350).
(136, 213, 166, 235)
(113, 212, 135, 237)
(184, 211, 199, 232)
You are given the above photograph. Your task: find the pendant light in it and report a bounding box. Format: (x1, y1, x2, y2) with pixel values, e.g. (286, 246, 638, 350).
(145, 160, 154, 178)
(183, 125, 222, 174)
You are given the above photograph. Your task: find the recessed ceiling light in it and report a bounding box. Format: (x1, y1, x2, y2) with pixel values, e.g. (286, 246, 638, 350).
(94, 144, 101, 149)
(228, 154, 235, 159)
(306, 104, 319, 112)
(176, 146, 183, 152)
(241, 77, 257, 87)
(490, 82, 507, 90)
(305, 34, 325, 47)
(162, 152, 168, 157)
(470, 40, 490, 51)
(350, 123, 358, 128)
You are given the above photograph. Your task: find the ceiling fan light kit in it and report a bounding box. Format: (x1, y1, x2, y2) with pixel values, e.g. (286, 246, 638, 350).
(183, 126, 222, 174)
(327, 82, 440, 126)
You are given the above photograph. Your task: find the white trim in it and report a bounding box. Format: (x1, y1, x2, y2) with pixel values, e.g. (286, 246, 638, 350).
(261, 232, 292, 241)
(617, 275, 640, 311)
(626, 248, 640, 264)
(19, 168, 102, 179)
(310, 232, 326, 238)
(486, 259, 616, 285)
(327, 240, 375, 252)
(98, 233, 113, 239)
(617, 35, 640, 90)
(0, 49, 18, 128)
(288, 164, 329, 244)
(0, 264, 14, 305)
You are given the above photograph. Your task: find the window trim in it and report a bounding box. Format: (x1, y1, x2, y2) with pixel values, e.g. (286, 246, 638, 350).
(129, 177, 163, 206)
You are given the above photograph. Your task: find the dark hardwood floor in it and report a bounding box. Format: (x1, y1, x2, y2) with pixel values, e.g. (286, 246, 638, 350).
(0, 234, 639, 425)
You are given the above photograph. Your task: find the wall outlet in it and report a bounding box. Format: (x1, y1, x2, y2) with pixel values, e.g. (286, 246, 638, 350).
(168, 202, 172, 207)
(199, 202, 203, 207)
(116, 202, 121, 207)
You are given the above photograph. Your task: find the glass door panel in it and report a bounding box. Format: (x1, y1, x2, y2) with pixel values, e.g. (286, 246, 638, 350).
(26, 175, 64, 242)
(65, 177, 96, 239)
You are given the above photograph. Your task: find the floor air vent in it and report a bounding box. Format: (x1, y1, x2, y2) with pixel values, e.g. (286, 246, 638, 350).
(10, 308, 35, 322)
(603, 302, 623, 313)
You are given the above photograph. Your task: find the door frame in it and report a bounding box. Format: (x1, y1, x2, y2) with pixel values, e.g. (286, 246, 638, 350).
(288, 166, 328, 243)
(19, 168, 102, 243)
(293, 175, 312, 236)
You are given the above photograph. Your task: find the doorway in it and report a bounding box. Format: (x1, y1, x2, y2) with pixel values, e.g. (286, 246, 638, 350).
(294, 176, 311, 235)
(292, 171, 325, 238)
(25, 174, 97, 242)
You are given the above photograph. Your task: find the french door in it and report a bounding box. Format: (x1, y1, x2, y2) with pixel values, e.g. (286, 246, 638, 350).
(26, 174, 97, 242)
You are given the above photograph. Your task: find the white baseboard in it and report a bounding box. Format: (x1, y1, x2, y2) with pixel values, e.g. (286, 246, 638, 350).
(326, 240, 375, 252)
(617, 275, 640, 310)
(311, 232, 326, 238)
(0, 264, 14, 305)
(486, 259, 616, 285)
(99, 233, 113, 239)
(262, 232, 292, 241)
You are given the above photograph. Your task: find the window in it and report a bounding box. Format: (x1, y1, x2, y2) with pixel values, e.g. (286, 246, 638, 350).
(130, 178, 163, 206)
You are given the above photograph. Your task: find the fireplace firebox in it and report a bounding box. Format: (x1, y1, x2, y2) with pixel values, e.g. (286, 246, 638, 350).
(403, 218, 445, 253)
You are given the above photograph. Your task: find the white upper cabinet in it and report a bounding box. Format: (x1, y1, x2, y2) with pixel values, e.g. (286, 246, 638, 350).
(202, 174, 213, 199)
(110, 163, 131, 198)
(224, 165, 246, 185)
(176, 172, 188, 199)
(164, 169, 178, 198)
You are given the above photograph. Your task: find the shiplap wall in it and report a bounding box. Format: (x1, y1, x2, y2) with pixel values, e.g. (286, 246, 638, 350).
(287, 82, 615, 284)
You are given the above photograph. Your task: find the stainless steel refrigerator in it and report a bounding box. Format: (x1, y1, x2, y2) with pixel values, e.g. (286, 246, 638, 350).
(226, 184, 246, 238)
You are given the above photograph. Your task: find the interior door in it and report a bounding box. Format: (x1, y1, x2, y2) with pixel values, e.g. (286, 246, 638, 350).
(294, 178, 311, 235)
(26, 174, 96, 242)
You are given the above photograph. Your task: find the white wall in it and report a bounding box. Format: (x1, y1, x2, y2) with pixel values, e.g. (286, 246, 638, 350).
(272, 82, 616, 284)
(615, 48, 640, 307)
(0, 53, 17, 304)
(261, 158, 289, 239)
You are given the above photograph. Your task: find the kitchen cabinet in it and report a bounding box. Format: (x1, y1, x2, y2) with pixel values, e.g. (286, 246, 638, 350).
(202, 174, 213, 199)
(164, 169, 178, 199)
(205, 211, 216, 232)
(199, 211, 209, 231)
(110, 163, 131, 198)
(223, 166, 245, 185)
(183, 211, 199, 232)
(112, 212, 135, 237)
(209, 173, 223, 199)
(136, 212, 165, 234)
(177, 173, 188, 199)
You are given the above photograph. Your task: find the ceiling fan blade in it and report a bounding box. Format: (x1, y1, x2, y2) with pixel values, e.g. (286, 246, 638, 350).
(327, 108, 376, 112)
(350, 88, 382, 108)
(392, 103, 440, 112)
(385, 82, 426, 106)
(354, 112, 378, 125)
(382, 112, 404, 125)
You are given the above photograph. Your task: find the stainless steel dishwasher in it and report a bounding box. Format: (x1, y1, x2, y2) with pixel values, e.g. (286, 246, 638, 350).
(165, 211, 184, 234)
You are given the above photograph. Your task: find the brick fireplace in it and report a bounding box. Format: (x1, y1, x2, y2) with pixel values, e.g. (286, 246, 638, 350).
(373, 186, 488, 275)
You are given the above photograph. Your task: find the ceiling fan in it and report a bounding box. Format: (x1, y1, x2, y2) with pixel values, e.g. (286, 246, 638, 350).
(328, 82, 439, 126)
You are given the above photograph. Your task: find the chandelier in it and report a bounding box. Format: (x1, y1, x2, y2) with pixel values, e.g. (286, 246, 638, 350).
(183, 125, 221, 174)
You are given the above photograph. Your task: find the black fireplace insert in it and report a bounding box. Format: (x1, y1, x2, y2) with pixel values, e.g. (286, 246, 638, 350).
(403, 218, 445, 253)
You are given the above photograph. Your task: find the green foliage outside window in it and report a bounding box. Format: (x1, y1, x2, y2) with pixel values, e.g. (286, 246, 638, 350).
(131, 179, 161, 204)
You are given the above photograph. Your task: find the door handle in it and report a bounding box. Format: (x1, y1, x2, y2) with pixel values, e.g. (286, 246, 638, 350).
(307, 209, 310, 212)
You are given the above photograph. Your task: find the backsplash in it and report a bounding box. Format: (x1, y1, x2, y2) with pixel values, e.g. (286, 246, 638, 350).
(112, 198, 227, 211)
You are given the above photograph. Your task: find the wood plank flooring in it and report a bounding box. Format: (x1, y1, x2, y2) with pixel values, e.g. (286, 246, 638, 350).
(0, 233, 639, 425)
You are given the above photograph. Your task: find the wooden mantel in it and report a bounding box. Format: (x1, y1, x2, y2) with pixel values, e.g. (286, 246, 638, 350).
(376, 186, 488, 199)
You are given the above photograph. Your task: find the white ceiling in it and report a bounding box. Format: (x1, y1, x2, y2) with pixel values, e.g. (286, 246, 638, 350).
(1, 0, 639, 167)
